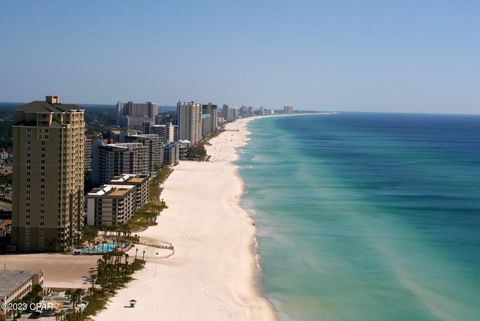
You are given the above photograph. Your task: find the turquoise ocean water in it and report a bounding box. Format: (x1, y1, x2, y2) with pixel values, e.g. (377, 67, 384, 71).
(238, 113, 480, 321)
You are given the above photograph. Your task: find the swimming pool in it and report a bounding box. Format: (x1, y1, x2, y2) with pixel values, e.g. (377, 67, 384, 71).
(77, 243, 127, 254)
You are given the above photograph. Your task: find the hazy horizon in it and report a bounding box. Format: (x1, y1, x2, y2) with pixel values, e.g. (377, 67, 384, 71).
(1, 1, 479, 114)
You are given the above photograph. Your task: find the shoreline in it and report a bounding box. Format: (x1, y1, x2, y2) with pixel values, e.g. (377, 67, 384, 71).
(227, 117, 280, 321)
(93, 117, 277, 321)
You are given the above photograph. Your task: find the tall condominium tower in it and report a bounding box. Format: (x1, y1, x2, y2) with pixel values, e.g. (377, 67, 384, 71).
(92, 142, 148, 185)
(177, 101, 202, 145)
(11, 96, 85, 252)
(117, 101, 158, 131)
(125, 134, 164, 174)
(283, 106, 294, 114)
(150, 122, 176, 144)
(202, 103, 218, 137)
(222, 104, 237, 122)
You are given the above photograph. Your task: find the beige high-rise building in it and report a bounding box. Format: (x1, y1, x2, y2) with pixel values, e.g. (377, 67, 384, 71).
(11, 96, 85, 252)
(177, 101, 202, 145)
(117, 101, 158, 132)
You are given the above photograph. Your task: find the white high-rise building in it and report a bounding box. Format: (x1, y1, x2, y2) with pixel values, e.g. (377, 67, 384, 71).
(177, 101, 202, 145)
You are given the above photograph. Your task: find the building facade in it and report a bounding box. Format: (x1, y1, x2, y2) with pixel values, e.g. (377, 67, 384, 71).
(222, 104, 237, 122)
(164, 143, 180, 167)
(86, 184, 136, 226)
(109, 174, 149, 210)
(201, 103, 218, 137)
(11, 96, 85, 252)
(124, 134, 163, 174)
(150, 122, 176, 144)
(177, 101, 202, 145)
(284, 106, 294, 114)
(93, 142, 148, 185)
(84, 134, 99, 172)
(117, 101, 158, 132)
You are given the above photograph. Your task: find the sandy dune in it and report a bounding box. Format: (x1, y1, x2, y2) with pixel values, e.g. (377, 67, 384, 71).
(94, 118, 276, 321)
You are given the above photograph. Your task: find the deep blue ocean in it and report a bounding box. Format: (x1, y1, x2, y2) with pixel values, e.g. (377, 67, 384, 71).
(238, 113, 480, 321)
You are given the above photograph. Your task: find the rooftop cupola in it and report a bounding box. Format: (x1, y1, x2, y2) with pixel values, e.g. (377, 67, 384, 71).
(46, 95, 60, 104)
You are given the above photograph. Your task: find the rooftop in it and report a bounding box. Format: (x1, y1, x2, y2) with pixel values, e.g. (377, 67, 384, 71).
(0, 270, 41, 297)
(110, 174, 148, 185)
(88, 184, 135, 198)
(109, 187, 132, 197)
(16, 101, 84, 114)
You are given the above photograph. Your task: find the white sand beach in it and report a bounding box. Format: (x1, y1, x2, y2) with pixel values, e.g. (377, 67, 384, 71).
(94, 118, 276, 321)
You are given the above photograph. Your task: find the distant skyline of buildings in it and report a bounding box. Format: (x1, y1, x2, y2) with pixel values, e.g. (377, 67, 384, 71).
(7, 95, 293, 252)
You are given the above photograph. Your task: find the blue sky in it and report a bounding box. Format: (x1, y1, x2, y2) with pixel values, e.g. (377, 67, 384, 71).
(0, 0, 479, 113)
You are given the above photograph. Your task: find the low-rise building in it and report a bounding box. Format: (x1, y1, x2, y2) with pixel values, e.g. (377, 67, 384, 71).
(109, 174, 149, 210)
(86, 185, 136, 227)
(0, 270, 43, 318)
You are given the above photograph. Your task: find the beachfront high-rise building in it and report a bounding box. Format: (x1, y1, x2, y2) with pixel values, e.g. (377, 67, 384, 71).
(177, 101, 202, 145)
(124, 134, 164, 174)
(84, 134, 100, 172)
(202, 103, 218, 137)
(150, 122, 176, 144)
(92, 142, 148, 185)
(117, 101, 158, 132)
(11, 96, 85, 252)
(284, 106, 294, 114)
(222, 104, 237, 122)
(164, 143, 180, 166)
